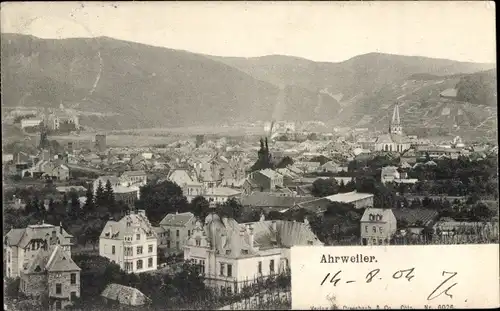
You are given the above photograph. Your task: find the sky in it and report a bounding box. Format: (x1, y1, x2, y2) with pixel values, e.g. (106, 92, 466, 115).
(1, 1, 496, 63)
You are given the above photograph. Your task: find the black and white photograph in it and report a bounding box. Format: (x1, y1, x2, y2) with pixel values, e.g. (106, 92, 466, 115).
(1, 1, 498, 310)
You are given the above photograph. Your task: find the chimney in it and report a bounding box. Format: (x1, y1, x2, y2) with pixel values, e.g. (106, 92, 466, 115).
(59, 222, 63, 234)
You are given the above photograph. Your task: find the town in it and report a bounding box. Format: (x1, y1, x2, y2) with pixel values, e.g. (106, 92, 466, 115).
(3, 102, 498, 311)
(2, 2, 497, 311)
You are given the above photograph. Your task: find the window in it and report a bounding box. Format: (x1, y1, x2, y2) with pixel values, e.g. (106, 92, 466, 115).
(137, 246, 143, 255)
(200, 260, 206, 274)
(125, 247, 133, 256)
(112, 245, 115, 255)
(71, 291, 77, 301)
(136, 234, 141, 240)
(137, 259, 143, 270)
(176, 230, 180, 237)
(176, 241, 179, 250)
(378, 239, 383, 245)
(167, 240, 171, 248)
(56, 283, 62, 294)
(372, 226, 377, 233)
(125, 262, 133, 272)
(70, 273, 76, 285)
(55, 300, 62, 310)
(225, 250, 231, 255)
(220, 263, 225, 276)
(241, 249, 249, 255)
(188, 230, 191, 237)
(379, 227, 383, 234)
(148, 244, 153, 253)
(365, 226, 368, 233)
(195, 239, 201, 246)
(258, 261, 262, 274)
(270, 260, 275, 273)
(227, 264, 232, 277)
(148, 257, 153, 268)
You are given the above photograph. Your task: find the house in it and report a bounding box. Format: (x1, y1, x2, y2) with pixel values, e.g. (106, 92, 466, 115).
(242, 169, 284, 195)
(381, 166, 400, 184)
(121, 170, 148, 186)
(324, 191, 374, 209)
(93, 176, 140, 204)
(360, 208, 397, 246)
(99, 210, 158, 274)
(167, 168, 205, 202)
(294, 161, 321, 173)
(19, 244, 81, 311)
(184, 213, 322, 293)
(4, 223, 74, 278)
(204, 187, 242, 207)
(101, 283, 150, 306)
(21, 118, 43, 129)
(317, 161, 348, 173)
(157, 212, 197, 255)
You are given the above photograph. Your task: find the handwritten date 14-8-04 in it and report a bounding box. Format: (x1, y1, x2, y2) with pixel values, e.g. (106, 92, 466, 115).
(320, 269, 459, 301)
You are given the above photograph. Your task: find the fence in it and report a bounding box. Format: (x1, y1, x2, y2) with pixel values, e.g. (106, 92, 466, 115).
(202, 270, 292, 310)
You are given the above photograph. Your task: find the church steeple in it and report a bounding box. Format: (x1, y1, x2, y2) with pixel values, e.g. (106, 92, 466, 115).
(389, 103, 403, 135)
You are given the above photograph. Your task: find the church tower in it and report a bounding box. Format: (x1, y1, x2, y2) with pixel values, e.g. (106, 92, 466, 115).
(389, 103, 403, 135)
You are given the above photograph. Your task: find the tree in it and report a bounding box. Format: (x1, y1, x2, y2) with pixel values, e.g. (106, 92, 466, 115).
(312, 178, 340, 197)
(48, 198, 56, 214)
(276, 156, 294, 169)
(250, 138, 274, 172)
(95, 180, 106, 208)
(69, 191, 81, 219)
(218, 198, 243, 220)
(136, 180, 189, 224)
(104, 179, 116, 207)
(191, 196, 210, 221)
(84, 185, 95, 212)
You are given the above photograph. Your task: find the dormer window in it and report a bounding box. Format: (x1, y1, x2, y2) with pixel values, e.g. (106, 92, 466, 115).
(225, 250, 231, 255)
(241, 249, 249, 255)
(369, 214, 374, 221)
(307, 240, 313, 245)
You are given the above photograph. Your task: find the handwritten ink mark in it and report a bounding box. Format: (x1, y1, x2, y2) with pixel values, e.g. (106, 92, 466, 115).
(321, 271, 342, 286)
(366, 268, 380, 283)
(346, 280, 356, 284)
(427, 271, 458, 301)
(393, 268, 415, 281)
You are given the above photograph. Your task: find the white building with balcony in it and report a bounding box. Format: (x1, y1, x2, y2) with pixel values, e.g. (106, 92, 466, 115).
(99, 210, 158, 274)
(184, 213, 322, 294)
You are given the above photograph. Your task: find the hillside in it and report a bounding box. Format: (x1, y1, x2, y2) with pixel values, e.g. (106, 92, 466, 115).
(1, 33, 495, 134)
(333, 69, 497, 141)
(211, 52, 494, 99)
(1, 33, 340, 130)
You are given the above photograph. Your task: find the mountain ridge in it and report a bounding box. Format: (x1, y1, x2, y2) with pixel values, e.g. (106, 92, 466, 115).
(1, 33, 496, 134)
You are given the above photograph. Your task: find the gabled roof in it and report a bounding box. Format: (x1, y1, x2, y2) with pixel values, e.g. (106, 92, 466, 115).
(24, 245, 80, 274)
(159, 212, 195, 227)
(361, 208, 395, 222)
(46, 245, 81, 272)
(5, 224, 73, 249)
(100, 212, 157, 240)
